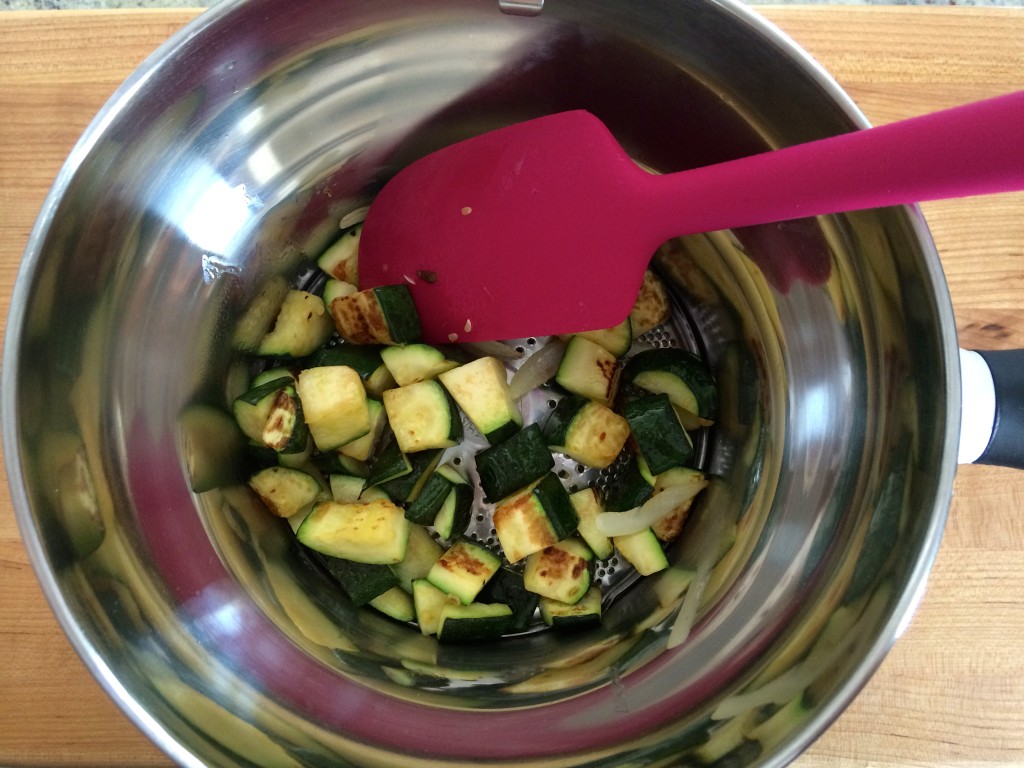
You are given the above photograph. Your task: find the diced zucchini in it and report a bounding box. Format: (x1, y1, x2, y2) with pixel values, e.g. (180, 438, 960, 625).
(257, 289, 334, 358)
(322, 278, 358, 307)
(369, 586, 416, 622)
(338, 398, 386, 461)
(277, 433, 314, 468)
(438, 356, 522, 444)
(317, 223, 361, 285)
(433, 481, 474, 540)
(380, 448, 443, 504)
(310, 344, 395, 398)
(261, 384, 308, 454)
(623, 393, 693, 475)
(623, 347, 718, 423)
(493, 472, 579, 564)
(296, 498, 409, 564)
(389, 525, 443, 592)
(628, 268, 671, 337)
(427, 538, 501, 604)
(321, 555, 400, 606)
(569, 487, 614, 560)
(523, 538, 593, 604)
(474, 423, 554, 503)
(330, 284, 421, 345)
(248, 466, 322, 518)
(382, 379, 463, 453)
(381, 343, 459, 386)
(542, 393, 630, 469)
(478, 567, 539, 633)
(539, 585, 602, 628)
(329, 472, 389, 503)
(232, 375, 294, 442)
(364, 436, 411, 488)
(251, 366, 296, 388)
(404, 463, 462, 525)
(179, 403, 245, 493)
(412, 578, 460, 635)
(436, 602, 513, 643)
(602, 452, 654, 512)
(296, 366, 371, 450)
(651, 467, 708, 542)
(555, 335, 620, 406)
(571, 316, 632, 358)
(232, 275, 289, 352)
(613, 528, 669, 576)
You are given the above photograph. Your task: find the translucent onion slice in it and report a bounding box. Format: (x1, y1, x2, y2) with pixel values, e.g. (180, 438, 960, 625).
(509, 338, 567, 400)
(461, 340, 524, 361)
(594, 484, 704, 538)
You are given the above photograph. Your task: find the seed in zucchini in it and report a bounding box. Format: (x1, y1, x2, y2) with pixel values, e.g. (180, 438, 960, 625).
(381, 343, 459, 386)
(310, 344, 396, 398)
(569, 487, 614, 560)
(523, 538, 593, 605)
(412, 578, 460, 635)
(297, 498, 410, 564)
(438, 356, 522, 444)
(613, 528, 669, 576)
(257, 289, 334, 358)
(383, 379, 462, 454)
(296, 365, 371, 451)
(493, 472, 579, 564)
(330, 284, 421, 345)
(317, 224, 361, 285)
(542, 393, 630, 469)
(321, 555, 401, 606)
(427, 538, 501, 604)
(248, 466, 322, 518)
(539, 585, 602, 628)
(436, 602, 513, 643)
(623, 393, 693, 475)
(474, 422, 554, 503)
(555, 334, 620, 406)
(337, 397, 386, 461)
(623, 347, 718, 423)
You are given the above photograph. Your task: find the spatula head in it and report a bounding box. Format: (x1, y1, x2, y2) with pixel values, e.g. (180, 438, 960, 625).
(358, 111, 657, 344)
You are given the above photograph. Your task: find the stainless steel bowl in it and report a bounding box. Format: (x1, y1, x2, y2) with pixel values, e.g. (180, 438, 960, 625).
(2, 0, 960, 765)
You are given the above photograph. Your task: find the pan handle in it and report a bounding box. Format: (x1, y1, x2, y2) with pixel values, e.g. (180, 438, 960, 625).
(959, 349, 1024, 469)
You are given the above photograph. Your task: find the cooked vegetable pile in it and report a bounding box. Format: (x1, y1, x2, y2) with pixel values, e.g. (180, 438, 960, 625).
(230, 222, 717, 642)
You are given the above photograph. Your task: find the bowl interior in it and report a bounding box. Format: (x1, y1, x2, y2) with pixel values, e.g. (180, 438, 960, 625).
(5, 0, 958, 765)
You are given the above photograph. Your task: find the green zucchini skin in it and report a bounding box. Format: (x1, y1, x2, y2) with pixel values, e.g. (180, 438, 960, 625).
(310, 344, 385, 380)
(475, 423, 554, 503)
(436, 602, 514, 643)
(623, 393, 694, 475)
(232, 375, 295, 442)
(479, 567, 540, 633)
(321, 556, 401, 606)
(602, 452, 654, 512)
(531, 473, 579, 540)
(374, 284, 422, 344)
(380, 448, 443, 503)
(539, 585, 602, 628)
(364, 436, 411, 488)
(404, 469, 454, 525)
(433, 483, 473, 540)
(623, 347, 718, 420)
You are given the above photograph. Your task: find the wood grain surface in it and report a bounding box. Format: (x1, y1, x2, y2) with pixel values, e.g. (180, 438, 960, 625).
(1, 7, 1023, 767)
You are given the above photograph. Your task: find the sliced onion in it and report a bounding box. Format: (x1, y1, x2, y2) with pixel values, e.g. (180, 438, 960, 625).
(509, 338, 567, 400)
(594, 483, 706, 538)
(460, 340, 524, 361)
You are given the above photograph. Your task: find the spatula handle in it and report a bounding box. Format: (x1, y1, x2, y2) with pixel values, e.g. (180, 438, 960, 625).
(652, 90, 1024, 237)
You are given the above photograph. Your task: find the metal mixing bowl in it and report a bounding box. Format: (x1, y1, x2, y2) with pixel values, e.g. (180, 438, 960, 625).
(2, 0, 959, 765)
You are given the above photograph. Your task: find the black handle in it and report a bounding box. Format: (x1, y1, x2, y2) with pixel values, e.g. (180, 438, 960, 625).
(975, 349, 1024, 470)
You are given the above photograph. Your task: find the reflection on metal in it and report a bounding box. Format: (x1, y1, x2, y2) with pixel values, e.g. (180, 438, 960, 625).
(498, 0, 544, 16)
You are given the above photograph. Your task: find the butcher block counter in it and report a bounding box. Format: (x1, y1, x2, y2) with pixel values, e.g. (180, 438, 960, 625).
(1, 6, 1022, 767)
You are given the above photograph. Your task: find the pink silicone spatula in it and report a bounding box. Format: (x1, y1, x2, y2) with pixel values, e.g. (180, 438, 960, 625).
(358, 91, 1024, 343)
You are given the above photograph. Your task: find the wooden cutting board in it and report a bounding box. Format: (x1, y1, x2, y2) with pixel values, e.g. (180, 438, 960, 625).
(1, 7, 1022, 767)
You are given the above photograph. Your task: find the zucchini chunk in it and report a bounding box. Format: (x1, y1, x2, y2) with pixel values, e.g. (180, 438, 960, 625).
(338, 397, 386, 461)
(602, 452, 654, 512)
(539, 585, 602, 628)
(330, 284, 421, 345)
(233, 375, 294, 443)
(368, 586, 416, 622)
(542, 393, 630, 469)
(322, 278, 358, 307)
(297, 498, 410, 564)
(364, 436, 411, 488)
(257, 289, 334, 358)
(296, 366, 371, 450)
(412, 578, 460, 635)
(310, 344, 396, 398)
(404, 463, 464, 525)
(523, 538, 593, 605)
(651, 467, 708, 543)
(381, 343, 459, 386)
(571, 316, 632, 358)
(379, 448, 443, 504)
(329, 473, 387, 503)
(261, 383, 308, 454)
(389, 524, 444, 592)
(436, 602, 513, 643)
(613, 528, 669, 576)
(569, 487, 614, 560)
(479, 567, 540, 633)
(321, 555, 400, 606)
(493, 472, 579, 564)
(475, 423, 554, 503)
(382, 379, 463, 454)
(623, 347, 718, 424)
(439, 356, 522, 444)
(317, 224, 361, 285)
(432, 477, 474, 541)
(628, 268, 671, 336)
(555, 335, 620, 406)
(623, 393, 694, 475)
(248, 466, 322, 518)
(427, 538, 501, 604)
